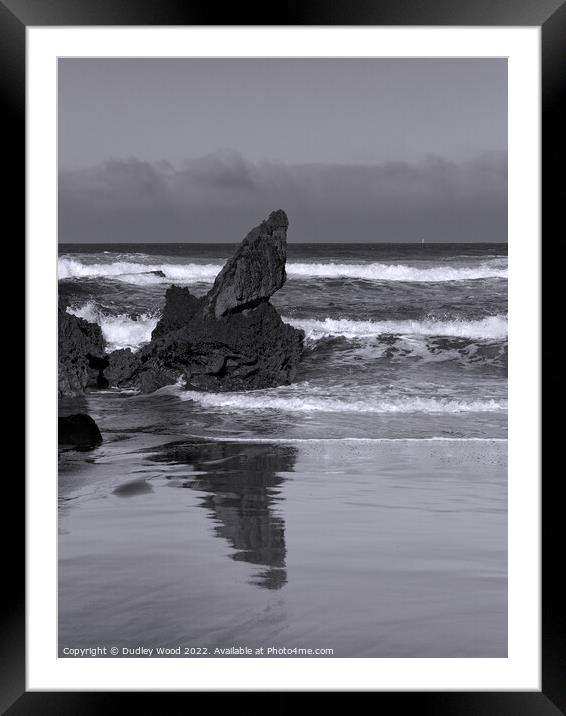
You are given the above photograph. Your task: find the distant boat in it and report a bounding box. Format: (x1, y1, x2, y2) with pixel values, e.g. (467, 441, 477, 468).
(421, 238, 425, 248)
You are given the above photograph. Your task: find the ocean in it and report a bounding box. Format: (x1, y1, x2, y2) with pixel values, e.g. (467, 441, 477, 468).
(58, 243, 508, 657)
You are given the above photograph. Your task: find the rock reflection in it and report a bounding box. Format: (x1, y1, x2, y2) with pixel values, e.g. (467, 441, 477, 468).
(149, 441, 296, 590)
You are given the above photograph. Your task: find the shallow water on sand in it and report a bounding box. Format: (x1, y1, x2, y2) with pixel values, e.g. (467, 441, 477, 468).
(58, 242, 507, 657)
(59, 395, 506, 658)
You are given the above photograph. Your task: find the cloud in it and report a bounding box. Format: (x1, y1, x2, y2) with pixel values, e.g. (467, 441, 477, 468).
(59, 150, 507, 243)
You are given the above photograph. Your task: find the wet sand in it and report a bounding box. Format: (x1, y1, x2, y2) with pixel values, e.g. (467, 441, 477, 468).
(59, 431, 507, 658)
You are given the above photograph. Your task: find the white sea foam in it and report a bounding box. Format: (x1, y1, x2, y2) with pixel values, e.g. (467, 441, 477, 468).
(67, 301, 158, 351)
(58, 257, 507, 284)
(67, 300, 507, 354)
(286, 315, 508, 341)
(286, 261, 507, 282)
(178, 391, 506, 414)
(113, 274, 164, 286)
(58, 257, 222, 282)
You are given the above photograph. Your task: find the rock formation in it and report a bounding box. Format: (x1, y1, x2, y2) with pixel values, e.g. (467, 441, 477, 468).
(151, 285, 202, 339)
(104, 348, 141, 388)
(58, 210, 304, 395)
(206, 209, 288, 318)
(126, 298, 302, 392)
(58, 300, 107, 397)
(58, 413, 103, 446)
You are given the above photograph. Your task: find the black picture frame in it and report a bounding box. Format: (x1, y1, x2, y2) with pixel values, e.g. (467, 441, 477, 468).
(6, 0, 559, 709)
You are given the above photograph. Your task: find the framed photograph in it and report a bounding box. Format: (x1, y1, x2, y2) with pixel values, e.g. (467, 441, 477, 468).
(6, 0, 558, 708)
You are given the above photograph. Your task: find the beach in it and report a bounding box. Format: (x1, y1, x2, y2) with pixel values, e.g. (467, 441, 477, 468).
(59, 403, 507, 657)
(58, 242, 507, 657)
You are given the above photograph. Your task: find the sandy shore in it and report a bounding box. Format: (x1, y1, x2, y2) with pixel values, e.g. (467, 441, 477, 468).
(59, 434, 507, 658)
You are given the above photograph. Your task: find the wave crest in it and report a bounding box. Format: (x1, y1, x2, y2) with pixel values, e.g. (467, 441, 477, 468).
(179, 390, 506, 414)
(67, 301, 158, 351)
(286, 261, 507, 282)
(287, 315, 508, 341)
(58, 257, 222, 282)
(58, 256, 507, 284)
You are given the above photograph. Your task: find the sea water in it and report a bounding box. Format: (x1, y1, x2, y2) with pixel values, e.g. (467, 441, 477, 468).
(58, 242, 507, 657)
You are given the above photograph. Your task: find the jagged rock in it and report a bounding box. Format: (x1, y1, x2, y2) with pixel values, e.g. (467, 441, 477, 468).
(151, 285, 203, 339)
(105, 348, 141, 387)
(109, 211, 304, 393)
(127, 300, 303, 392)
(206, 209, 288, 318)
(60, 210, 304, 395)
(58, 413, 103, 446)
(58, 301, 107, 397)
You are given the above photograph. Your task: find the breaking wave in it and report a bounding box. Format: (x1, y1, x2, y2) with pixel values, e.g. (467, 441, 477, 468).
(67, 301, 158, 351)
(286, 261, 507, 282)
(67, 299, 507, 359)
(287, 315, 508, 341)
(58, 258, 223, 282)
(58, 256, 507, 284)
(178, 390, 506, 414)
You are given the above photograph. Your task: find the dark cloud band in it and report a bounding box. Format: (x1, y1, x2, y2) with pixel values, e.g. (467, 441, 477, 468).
(59, 150, 507, 243)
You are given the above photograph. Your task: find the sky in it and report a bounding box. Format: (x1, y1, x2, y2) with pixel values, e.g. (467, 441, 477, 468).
(58, 58, 507, 243)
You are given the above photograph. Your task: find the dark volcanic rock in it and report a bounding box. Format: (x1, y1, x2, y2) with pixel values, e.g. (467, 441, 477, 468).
(105, 348, 141, 387)
(58, 301, 107, 397)
(58, 413, 103, 446)
(151, 285, 204, 339)
(206, 209, 288, 318)
(130, 301, 303, 392)
(66, 210, 304, 394)
(109, 211, 304, 393)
